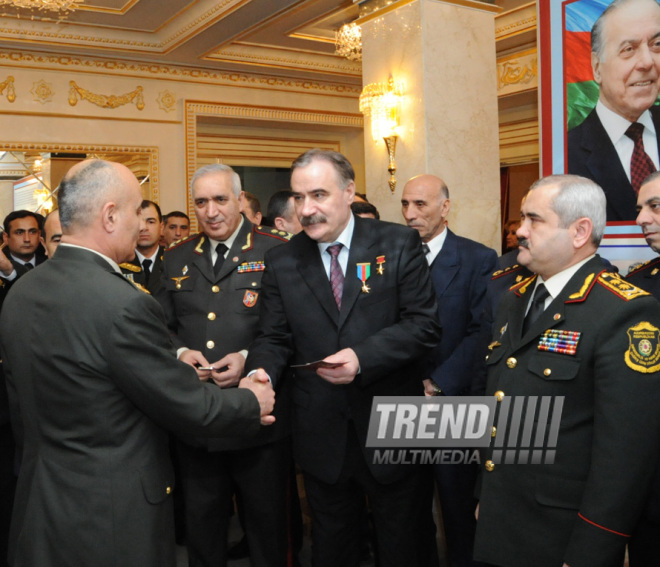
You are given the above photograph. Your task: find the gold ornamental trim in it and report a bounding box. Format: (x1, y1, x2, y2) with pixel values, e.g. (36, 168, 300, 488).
(497, 49, 537, 95)
(0, 50, 361, 99)
(68, 81, 144, 110)
(0, 75, 15, 102)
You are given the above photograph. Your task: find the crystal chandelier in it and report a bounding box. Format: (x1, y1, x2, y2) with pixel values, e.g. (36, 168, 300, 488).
(0, 0, 85, 17)
(335, 22, 362, 62)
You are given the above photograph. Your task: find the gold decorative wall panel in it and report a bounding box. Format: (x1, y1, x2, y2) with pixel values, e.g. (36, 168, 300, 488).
(497, 49, 537, 96)
(68, 81, 145, 110)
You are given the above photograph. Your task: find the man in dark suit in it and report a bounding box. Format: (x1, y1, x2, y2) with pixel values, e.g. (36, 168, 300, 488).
(626, 171, 660, 565)
(121, 200, 165, 295)
(156, 164, 291, 567)
(401, 174, 497, 566)
(0, 210, 45, 278)
(474, 174, 660, 567)
(245, 149, 441, 567)
(567, 0, 660, 221)
(0, 159, 275, 567)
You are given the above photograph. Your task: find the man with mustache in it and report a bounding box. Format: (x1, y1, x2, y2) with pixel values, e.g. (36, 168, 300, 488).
(245, 149, 441, 567)
(474, 174, 660, 567)
(568, 0, 660, 221)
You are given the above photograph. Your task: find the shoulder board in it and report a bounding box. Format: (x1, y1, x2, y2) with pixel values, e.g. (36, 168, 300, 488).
(166, 233, 202, 252)
(492, 264, 524, 281)
(597, 271, 650, 301)
(119, 262, 141, 273)
(510, 274, 536, 296)
(255, 225, 292, 242)
(627, 256, 660, 278)
(131, 281, 151, 295)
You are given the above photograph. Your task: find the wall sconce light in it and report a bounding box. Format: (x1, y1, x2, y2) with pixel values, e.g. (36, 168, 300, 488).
(359, 76, 404, 193)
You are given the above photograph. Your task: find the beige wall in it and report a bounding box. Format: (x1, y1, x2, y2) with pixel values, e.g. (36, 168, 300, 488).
(0, 52, 364, 215)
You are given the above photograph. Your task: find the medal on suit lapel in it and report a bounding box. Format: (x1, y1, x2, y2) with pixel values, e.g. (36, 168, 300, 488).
(376, 255, 385, 275)
(357, 263, 371, 293)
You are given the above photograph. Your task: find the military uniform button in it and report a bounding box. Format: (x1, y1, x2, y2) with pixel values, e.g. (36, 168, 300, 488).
(251, 282, 257, 287)
(506, 357, 517, 368)
(206, 340, 215, 349)
(491, 426, 497, 438)
(485, 460, 495, 472)
(166, 486, 172, 495)
(544, 368, 551, 377)
(176, 283, 182, 290)
(494, 391, 505, 402)
(208, 312, 216, 321)
(211, 285, 220, 293)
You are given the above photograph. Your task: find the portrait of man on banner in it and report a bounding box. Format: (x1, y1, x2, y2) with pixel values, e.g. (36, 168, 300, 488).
(565, 0, 660, 222)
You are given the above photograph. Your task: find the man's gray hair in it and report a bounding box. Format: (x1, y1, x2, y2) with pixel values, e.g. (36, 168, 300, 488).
(58, 160, 117, 230)
(528, 174, 607, 246)
(291, 149, 355, 189)
(592, 0, 660, 59)
(190, 164, 241, 197)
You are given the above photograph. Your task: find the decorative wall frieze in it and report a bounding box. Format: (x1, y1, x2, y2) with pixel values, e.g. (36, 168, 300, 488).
(68, 81, 144, 110)
(496, 49, 537, 96)
(0, 50, 361, 98)
(157, 90, 177, 113)
(0, 75, 15, 102)
(30, 79, 54, 104)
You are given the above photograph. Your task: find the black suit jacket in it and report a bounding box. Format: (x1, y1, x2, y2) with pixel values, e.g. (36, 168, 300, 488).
(0, 245, 260, 567)
(567, 106, 660, 221)
(156, 220, 291, 450)
(120, 246, 165, 295)
(475, 257, 660, 567)
(246, 215, 441, 484)
(428, 229, 497, 395)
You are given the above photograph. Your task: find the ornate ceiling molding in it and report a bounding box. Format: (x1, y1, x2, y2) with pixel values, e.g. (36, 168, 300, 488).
(206, 44, 361, 77)
(0, 0, 246, 53)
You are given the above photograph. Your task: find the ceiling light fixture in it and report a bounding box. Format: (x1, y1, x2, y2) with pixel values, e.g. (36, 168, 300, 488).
(335, 22, 362, 62)
(0, 0, 85, 18)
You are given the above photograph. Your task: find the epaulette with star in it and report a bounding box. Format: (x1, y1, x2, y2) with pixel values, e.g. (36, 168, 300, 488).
(597, 271, 650, 301)
(255, 225, 292, 242)
(492, 264, 526, 281)
(510, 274, 536, 296)
(166, 233, 202, 251)
(119, 262, 141, 273)
(627, 256, 660, 278)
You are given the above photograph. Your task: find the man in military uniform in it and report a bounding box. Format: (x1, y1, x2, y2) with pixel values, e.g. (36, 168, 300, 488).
(474, 174, 660, 567)
(155, 164, 291, 567)
(120, 200, 165, 295)
(624, 171, 660, 565)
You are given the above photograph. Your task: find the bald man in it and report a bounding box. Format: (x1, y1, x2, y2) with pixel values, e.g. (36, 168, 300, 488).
(0, 159, 275, 567)
(402, 174, 497, 567)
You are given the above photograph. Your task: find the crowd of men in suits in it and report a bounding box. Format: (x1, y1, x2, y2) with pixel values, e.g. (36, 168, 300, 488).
(2, 145, 660, 567)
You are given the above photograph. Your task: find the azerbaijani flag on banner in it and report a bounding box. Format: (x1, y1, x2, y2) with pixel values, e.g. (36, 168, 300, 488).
(564, 0, 611, 130)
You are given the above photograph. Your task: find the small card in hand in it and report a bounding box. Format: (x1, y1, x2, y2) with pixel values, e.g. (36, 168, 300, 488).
(290, 360, 347, 370)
